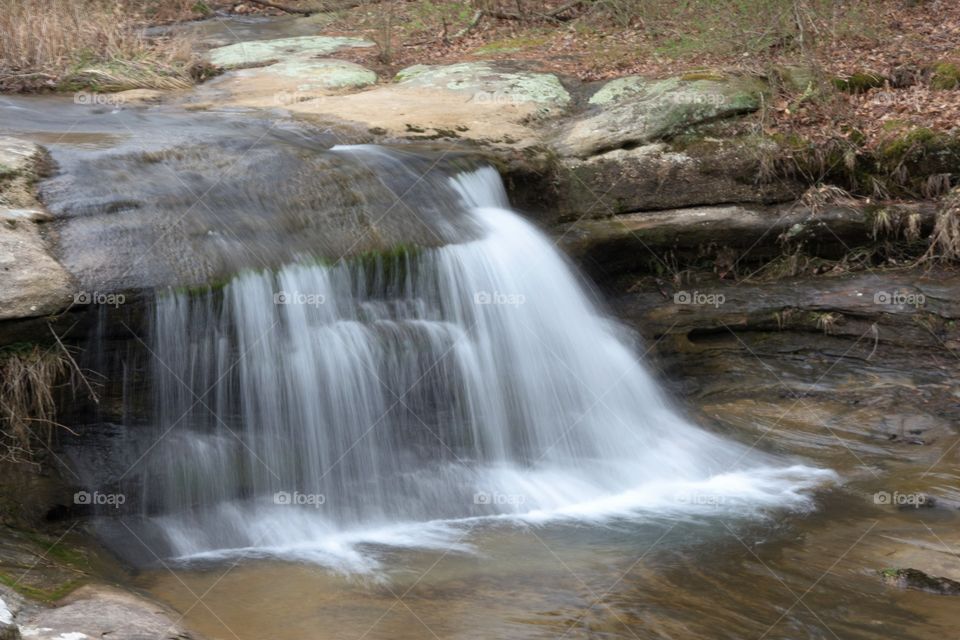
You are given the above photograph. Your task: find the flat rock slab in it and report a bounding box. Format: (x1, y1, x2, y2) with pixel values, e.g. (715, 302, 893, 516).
(212, 62, 571, 149)
(395, 62, 571, 112)
(202, 58, 377, 104)
(207, 35, 374, 69)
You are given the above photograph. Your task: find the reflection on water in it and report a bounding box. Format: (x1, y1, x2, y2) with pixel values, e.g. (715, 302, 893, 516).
(140, 493, 960, 639)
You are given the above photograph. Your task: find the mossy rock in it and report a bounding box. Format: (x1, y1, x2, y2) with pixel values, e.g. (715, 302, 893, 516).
(879, 568, 960, 595)
(565, 75, 768, 157)
(832, 71, 886, 93)
(931, 62, 960, 90)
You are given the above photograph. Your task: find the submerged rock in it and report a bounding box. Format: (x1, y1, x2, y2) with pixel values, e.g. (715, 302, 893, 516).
(207, 35, 374, 69)
(880, 568, 960, 595)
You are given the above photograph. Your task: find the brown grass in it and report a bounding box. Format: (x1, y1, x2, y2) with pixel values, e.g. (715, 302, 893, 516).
(0, 345, 69, 463)
(0, 0, 197, 92)
(923, 188, 960, 263)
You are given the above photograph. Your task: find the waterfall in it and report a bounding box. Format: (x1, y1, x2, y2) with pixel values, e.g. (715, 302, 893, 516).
(121, 149, 832, 573)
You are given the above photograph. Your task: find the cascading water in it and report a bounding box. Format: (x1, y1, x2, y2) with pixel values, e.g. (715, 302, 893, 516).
(117, 147, 833, 573)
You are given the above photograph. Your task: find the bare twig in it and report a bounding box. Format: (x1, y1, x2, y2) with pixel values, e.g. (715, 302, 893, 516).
(406, 9, 483, 47)
(245, 0, 315, 15)
(48, 324, 99, 406)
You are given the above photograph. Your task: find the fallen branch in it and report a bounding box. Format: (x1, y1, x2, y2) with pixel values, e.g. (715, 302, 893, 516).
(245, 0, 389, 15)
(245, 0, 315, 15)
(48, 325, 99, 406)
(546, 0, 586, 18)
(481, 0, 585, 22)
(406, 9, 483, 47)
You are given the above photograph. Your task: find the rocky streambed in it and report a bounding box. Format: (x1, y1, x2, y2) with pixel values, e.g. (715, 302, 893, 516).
(0, 14, 959, 640)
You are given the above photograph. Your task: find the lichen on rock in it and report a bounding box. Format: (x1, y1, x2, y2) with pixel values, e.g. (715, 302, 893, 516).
(207, 35, 375, 69)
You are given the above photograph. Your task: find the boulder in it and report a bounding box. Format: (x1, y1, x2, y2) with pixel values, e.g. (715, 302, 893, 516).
(0, 138, 74, 321)
(555, 74, 767, 158)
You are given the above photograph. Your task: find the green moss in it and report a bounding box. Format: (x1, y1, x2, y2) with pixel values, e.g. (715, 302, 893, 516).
(931, 62, 960, 90)
(22, 531, 89, 567)
(680, 71, 728, 81)
(0, 572, 84, 602)
(879, 127, 940, 162)
(475, 34, 550, 54)
(191, 1, 213, 16)
(832, 72, 886, 93)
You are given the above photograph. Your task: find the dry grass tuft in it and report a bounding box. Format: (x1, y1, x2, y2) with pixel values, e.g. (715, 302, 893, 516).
(0, 345, 69, 463)
(0, 0, 197, 92)
(922, 188, 960, 263)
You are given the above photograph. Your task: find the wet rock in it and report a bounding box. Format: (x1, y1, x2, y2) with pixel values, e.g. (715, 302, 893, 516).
(111, 88, 167, 105)
(880, 568, 960, 595)
(554, 136, 802, 221)
(554, 74, 767, 158)
(610, 270, 960, 355)
(0, 587, 24, 640)
(559, 202, 936, 278)
(206, 35, 374, 69)
(10, 585, 198, 639)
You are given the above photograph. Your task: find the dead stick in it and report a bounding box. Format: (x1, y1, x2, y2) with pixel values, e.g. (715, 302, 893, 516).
(245, 0, 315, 15)
(48, 324, 99, 406)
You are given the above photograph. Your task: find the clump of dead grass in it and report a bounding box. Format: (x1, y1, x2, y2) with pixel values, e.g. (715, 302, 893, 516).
(0, 0, 197, 93)
(0, 344, 69, 463)
(922, 188, 960, 263)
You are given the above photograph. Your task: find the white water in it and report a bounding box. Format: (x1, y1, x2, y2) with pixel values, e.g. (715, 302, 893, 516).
(133, 153, 834, 573)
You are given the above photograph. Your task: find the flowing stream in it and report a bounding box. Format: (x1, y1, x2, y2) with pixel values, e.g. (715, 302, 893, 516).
(108, 147, 834, 574)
